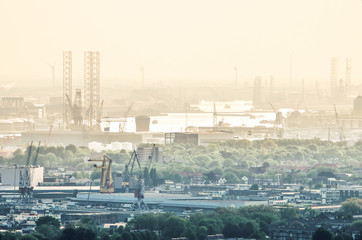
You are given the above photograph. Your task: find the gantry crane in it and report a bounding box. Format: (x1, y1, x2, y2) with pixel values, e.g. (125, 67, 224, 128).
(88, 155, 114, 193)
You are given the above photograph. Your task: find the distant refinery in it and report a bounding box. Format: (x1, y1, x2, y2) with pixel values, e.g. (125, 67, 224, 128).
(63, 51, 101, 129)
(1, 52, 362, 147)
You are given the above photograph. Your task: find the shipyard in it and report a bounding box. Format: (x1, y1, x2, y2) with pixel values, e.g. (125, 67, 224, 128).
(1, 0, 362, 239)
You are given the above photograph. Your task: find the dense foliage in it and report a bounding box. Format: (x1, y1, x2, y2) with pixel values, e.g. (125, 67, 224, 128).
(0, 206, 288, 240)
(1, 203, 361, 240)
(3, 139, 361, 186)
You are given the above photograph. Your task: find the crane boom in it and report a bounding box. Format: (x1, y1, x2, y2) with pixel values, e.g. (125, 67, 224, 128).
(121, 149, 143, 192)
(269, 103, 277, 114)
(88, 155, 114, 193)
(147, 144, 156, 170)
(26, 141, 33, 166)
(65, 93, 73, 112)
(33, 141, 41, 165)
(97, 100, 104, 124)
(130, 150, 141, 177)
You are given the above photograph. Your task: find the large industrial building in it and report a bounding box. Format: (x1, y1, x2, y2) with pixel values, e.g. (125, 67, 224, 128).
(0, 166, 44, 187)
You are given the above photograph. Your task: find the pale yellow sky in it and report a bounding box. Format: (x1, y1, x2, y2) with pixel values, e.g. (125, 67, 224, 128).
(1, 0, 362, 87)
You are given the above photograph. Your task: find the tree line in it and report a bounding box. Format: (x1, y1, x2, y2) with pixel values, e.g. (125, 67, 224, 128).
(2, 199, 362, 240)
(2, 139, 362, 186)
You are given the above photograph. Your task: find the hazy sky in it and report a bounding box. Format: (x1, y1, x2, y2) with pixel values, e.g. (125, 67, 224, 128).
(1, 0, 362, 87)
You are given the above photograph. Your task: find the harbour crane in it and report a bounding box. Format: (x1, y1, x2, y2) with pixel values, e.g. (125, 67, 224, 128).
(147, 144, 156, 170)
(213, 102, 217, 128)
(121, 150, 141, 192)
(19, 141, 35, 202)
(269, 103, 283, 138)
(65, 93, 83, 127)
(131, 177, 149, 211)
(25, 141, 33, 167)
(88, 155, 114, 193)
(120, 102, 134, 132)
(132, 146, 156, 211)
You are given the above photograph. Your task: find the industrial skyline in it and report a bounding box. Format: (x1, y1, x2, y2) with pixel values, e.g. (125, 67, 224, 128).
(1, 0, 362, 87)
(0, 1, 361, 239)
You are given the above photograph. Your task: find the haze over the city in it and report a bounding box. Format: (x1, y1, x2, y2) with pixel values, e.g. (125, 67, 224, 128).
(1, 0, 362, 87)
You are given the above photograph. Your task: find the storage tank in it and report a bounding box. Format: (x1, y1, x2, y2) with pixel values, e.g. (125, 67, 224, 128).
(354, 96, 362, 116)
(135, 115, 150, 132)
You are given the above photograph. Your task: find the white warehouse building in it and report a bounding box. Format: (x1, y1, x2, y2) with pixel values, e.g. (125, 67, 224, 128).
(0, 166, 44, 187)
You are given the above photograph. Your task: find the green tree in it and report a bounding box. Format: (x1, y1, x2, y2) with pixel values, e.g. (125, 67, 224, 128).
(36, 224, 60, 240)
(355, 230, 362, 240)
(197, 226, 208, 240)
(162, 215, 187, 239)
(30, 233, 46, 240)
(240, 222, 255, 238)
(19, 235, 38, 240)
(59, 227, 76, 240)
(110, 233, 122, 240)
(351, 220, 362, 231)
(64, 150, 74, 165)
(222, 223, 240, 238)
(65, 144, 77, 154)
(36, 216, 60, 228)
(224, 172, 240, 184)
(77, 217, 97, 229)
(280, 205, 299, 221)
(223, 158, 234, 168)
(91, 169, 102, 181)
(101, 234, 111, 240)
(1, 231, 20, 240)
(120, 232, 133, 240)
(249, 184, 259, 190)
(285, 173, 295, 184)
(335, 233, 353, 240)
(312, 227, 333, 240)
(341, 198, 362, 216)
(172, 173, 183, 183)
(261, 139, 278, 151)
